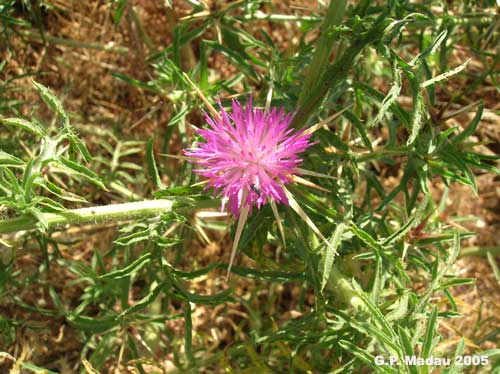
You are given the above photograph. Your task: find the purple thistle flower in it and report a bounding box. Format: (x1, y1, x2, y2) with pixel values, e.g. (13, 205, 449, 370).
(185, 98, 314, 215)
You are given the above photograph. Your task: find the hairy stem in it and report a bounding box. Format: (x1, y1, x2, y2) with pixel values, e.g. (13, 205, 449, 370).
(0, 200, 175, 234)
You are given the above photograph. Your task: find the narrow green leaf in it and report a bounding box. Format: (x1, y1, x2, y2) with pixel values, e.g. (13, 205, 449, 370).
(199, 40, 209, 90)
(70, 134, 93, 163)
(32, 80, 70, 128)
(167, 104, 190, 127)
(184, 303, 194, 364)
(343, 110, 373, 151)
(58, 157, 107, 190)
(99, 253, 153, 280)
(42, 181, 87, 203)
(397, 326, 419, 374)
(0, 151, 24, 167)
(351, 280, 398, 342)
(321, 222, 346, 291)
(205, 40, 258, 81)
(411, 29, 448, 65)
(20, 362, 59, 374)
(355, 82, 410, 126)
(171, 276, 232, 305)
(68, 314, 120, 333)
(400, 182, 429, 235)
(113, 0, 127, 25)
(438, 278, 475, 290)
(452, 101, 484, 145)
(370, 256, 383, 304)
(421, 305, 439, 372)
(386, 292, 409, 321)
(37, 197, 68, 212)
(2, 168, 21, 193)
(370, 58, 402, 128)
(406, 71, 425, 145)
(26, 206, 48, 232)
(49, 287, 64, 311)
(119, 282, 165, 318)
(421, 59, 470, 88)
(112, 72, 157, 91)
(486, 252, 500, 284)
(114, 229, 152, 246)
(443, 339, 466, 374)
(146, 137, 164, 189)
(350, 223, 384, 254)
(1, 117, 46, 137)
(22, 168, 42, 203)
(338, 340, 397, 374)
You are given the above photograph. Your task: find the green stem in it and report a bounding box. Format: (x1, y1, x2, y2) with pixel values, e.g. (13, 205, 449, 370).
(292, 19, 388, 128)
(327, 263, 367, 312)
(0, 200, 174, 234)
(298, 0, 347, 107)
(239, 14, 321, 23)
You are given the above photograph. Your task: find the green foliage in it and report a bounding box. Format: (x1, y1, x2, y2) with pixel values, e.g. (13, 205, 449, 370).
(1, 0, 499, 373)
(0, 81, 105, 231)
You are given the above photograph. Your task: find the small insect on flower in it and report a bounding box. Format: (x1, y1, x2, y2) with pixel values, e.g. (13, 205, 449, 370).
(250, 184, 262, 197)
(184, 97, 339, 278)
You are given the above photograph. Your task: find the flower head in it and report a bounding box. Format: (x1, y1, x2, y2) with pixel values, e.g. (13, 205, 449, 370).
(185, 98, 314, 215)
